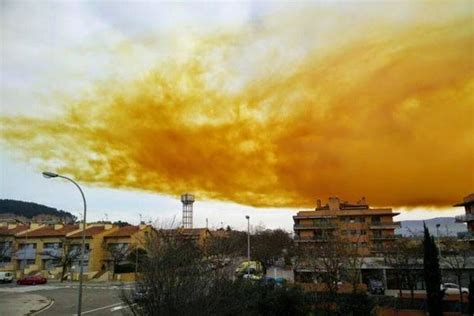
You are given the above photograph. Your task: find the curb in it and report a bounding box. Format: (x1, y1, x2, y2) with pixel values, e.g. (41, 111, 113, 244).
(29, 297, 54, 315)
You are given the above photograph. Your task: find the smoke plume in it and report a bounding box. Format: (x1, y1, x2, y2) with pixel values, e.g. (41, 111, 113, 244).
(1, 3, 473, 208)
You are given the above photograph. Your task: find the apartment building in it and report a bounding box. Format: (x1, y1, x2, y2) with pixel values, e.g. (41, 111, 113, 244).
(293, 197, 400, 256)
(454, 193, 474, 243)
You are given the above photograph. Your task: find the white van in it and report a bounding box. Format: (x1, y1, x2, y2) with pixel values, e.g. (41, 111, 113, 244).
(0, 271, 14, 283)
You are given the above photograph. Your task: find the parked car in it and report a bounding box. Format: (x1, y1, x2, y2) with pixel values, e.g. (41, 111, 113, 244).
(16, 275, 47, 285)
(235, 261, 263, 277)
(441, 283, 469, 294)
(133, 287, 149, 302)
(368, 279, 385, 295)
(242, 273, 262, 281)
(0, 271, 14, 283)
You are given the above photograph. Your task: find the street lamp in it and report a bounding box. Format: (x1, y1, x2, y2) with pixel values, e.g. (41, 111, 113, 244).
(43, 171, 87, 316)
(245, 215, 250, 277)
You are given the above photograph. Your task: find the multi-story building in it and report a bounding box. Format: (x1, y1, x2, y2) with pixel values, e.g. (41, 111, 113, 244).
(454, 193, 474, 243)
(293, 197, 400, 256)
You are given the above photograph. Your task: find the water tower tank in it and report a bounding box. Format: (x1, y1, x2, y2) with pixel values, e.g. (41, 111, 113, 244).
(181, 193, 195, 228)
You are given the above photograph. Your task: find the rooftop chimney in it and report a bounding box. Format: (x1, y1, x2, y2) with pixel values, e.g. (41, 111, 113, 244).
(361, 197, 367, 205)
(328, 197, 340, 211)
(316, 199, 322, 209)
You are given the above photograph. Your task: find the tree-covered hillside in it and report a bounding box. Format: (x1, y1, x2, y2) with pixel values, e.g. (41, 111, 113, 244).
(0, 199, 76, 221)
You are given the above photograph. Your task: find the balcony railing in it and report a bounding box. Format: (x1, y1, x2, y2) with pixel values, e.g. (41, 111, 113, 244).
(369, 222, 401, 229)
(370, 236, 397, 241)
(294, 235, 330, 242)
(294, 224, 337, 230)
(455, 214, 474, 223)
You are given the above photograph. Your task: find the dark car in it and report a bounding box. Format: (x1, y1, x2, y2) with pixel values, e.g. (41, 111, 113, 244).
(368, 280, 385, 295)
(133, 287, 149, 302)
(17, 275, 47, 285)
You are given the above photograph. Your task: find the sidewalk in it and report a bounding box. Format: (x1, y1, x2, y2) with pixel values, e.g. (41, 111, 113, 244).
(0, 293, 52, 315)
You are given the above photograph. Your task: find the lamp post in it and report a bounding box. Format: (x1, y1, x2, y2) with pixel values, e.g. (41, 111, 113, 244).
(245, 215, 250, 277)
(43, 172, 87, 316)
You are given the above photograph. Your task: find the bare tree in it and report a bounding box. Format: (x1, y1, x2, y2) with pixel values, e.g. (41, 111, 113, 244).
(104, 242, 133, 274)
(440, 237, 472, 305)
(385, 238, 423, 303)
(40, 239, 81, 282)
(342, 236, 367, 294)
(304, 232, 347, 297)
(0, 238, 12, 263)
(251, 228, 294, 273)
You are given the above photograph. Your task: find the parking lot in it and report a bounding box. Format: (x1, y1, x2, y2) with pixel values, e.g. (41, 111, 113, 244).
(0, 281, 134, 315)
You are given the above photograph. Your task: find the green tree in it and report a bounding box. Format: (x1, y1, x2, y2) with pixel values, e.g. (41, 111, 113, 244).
(423, 223, 443, 316)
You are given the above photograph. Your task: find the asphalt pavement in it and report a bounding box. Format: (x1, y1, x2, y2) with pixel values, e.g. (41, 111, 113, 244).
(0, 281, 135, 315)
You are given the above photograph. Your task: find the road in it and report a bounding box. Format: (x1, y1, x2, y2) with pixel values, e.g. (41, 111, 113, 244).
(0, 282, 135, 315)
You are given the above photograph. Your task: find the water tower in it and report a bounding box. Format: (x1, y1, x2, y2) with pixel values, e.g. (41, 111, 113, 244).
(181, 193, 195, 229)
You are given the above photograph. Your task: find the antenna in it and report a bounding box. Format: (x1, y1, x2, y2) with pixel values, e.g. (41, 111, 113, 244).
(181, 193, 195, 229)
(104, 213, 108, 222)
(139, 213, 143, 224)
(206, 218, 208, 228)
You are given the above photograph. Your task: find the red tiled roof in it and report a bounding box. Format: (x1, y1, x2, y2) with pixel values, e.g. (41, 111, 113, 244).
(68, 226, 108, 238)
(104, 225, 139, 238)
(20, 225, 79, 238)
(0, 224, 29, 236)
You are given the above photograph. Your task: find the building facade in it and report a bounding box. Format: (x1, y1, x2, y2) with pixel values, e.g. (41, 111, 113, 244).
(0, 222, 154, 280)
(293, 197, 400, 256)
(454, 193, 474, 243)
(454, 193, 474, 232)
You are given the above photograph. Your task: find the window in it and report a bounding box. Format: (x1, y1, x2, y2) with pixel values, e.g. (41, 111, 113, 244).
(350, 230, 357, 236)
(361, 230, 367, 235)
(44, 243, 62, 249)
(372, 216, 381, 224)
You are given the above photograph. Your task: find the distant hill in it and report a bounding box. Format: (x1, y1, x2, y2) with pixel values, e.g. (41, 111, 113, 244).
(0, 199, 76, 223)
(396, 217, 467, 237)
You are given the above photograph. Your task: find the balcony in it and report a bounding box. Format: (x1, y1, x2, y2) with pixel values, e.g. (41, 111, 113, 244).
(293, 224, 337, 230)
(455, 214, 474, 223)
(294, 235, 330, 243)
(370, 236, 397, 241)
(369, 222, 401, 230)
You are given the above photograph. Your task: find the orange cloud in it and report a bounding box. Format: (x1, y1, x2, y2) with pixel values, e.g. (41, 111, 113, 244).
(2, 4, 473, 208)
